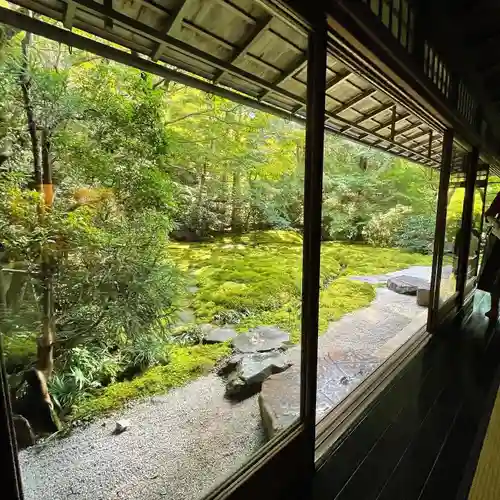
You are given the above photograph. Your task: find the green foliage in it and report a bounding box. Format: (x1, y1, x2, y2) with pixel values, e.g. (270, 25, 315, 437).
(121, 334, 170, 372)
(49, 346, 122, 411)
(2, 333, 37, 372)
(362, 205, 412, 247)
(394, 214, 436, 253)
(72, 344, 230, 421)
(0, 30, 442, 426)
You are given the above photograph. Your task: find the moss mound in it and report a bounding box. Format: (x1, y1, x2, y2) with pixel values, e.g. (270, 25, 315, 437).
(72, 344, 230, 421)
(170, 231, 433, 342)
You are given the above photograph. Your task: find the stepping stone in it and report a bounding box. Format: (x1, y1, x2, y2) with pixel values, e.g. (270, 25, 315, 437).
(225, 352, 291, 400)
(217, 354, 244, 376)
(259, 353, 379, 439)
(232, 326, 289, 353)
(387, 275, 429, 295)
(176, 309, 195, 323)
(203, 327, 237, 344)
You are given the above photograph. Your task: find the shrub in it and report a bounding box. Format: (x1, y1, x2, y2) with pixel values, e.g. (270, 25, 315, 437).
(2, 333, 37, 373)
(72, 344, 230, 421)
(50, 345, 123, 412)
(362, 205, 412, 247)
(121, 333, 170, 373)
(394, 214, 436, 254)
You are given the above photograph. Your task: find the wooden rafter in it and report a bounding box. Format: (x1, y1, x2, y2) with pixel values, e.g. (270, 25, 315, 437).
(398, 129, 431, 146)
(370, 112, 410, 134)
(393, 122, 424, 139)
(328, 88, 377, 117)
(213, 16, 273, 83)
(259, 56, 307, 100)
(293, 68, 352, 115)
(341, 102, 394, 133)
(325, 69, 352, 93)
(0, 1, 443, 167)
(152, 0, 193, 61)
(63, 1, 76, 29)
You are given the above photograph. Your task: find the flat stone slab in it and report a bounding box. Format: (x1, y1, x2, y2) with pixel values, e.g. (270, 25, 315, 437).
(232, 326, 289, 353)
(259, 352, 378, 438)
(226, 352, 291, 400)
(203, 327, 236, 344)
(176, 309, 195, 324)
(387, 275, 429, 295)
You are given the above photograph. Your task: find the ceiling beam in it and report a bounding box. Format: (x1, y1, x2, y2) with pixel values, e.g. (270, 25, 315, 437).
(328, 88, 377, 116)
(393, 122, 424, 139)
(0, 6, 440, 168)
(325, 69, 352, 92)
(213, 16, 273, 84)
(259, 56, 307, 100)
(340, 102, 394, 134)
(63, 1, 76, 29)
(398, 129, 432, 146)
(370, 112, 410, 134)
(293, 69, 352, 115)
(152, 0, 193, 61)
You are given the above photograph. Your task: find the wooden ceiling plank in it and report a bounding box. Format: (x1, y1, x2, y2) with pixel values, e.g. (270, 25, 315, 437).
(214, 16, 273, 84)
(393, 121, 424, 139)
(259, 56, 307, 100)
(370, 111, 411, 134)
(329, 88, 377, 116)
(292, 69, 352, 115)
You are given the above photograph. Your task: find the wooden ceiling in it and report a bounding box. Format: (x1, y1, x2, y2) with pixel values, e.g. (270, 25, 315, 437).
(0, 0, 447, 167)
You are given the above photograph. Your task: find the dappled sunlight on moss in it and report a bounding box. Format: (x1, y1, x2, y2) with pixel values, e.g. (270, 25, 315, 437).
(169, 231, 434, 343)
(72, 344, 230, 421)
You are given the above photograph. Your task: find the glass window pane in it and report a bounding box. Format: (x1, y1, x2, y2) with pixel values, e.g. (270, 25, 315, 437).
(1, 31, 305, 500)
(467, 166, 488, 281)
(316, 137, 438, 426)
(438, 144, 468, 306)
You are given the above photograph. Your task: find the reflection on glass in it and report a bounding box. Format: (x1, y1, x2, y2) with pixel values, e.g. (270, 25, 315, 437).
(467, 168, 488, 280)
(1, 34, 304, 500)
(317, 138, 438, 425)
(439, 146, 468, 305)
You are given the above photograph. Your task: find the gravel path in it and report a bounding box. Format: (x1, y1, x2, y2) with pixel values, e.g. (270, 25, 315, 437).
(19, 265, 435, 500)
(20, 375, 264, 500)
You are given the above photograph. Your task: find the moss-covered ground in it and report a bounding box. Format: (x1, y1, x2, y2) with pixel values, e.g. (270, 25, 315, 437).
(169, 230, 433, 342)
(68, 231, 433, 420)
(72, 344, 230, 421)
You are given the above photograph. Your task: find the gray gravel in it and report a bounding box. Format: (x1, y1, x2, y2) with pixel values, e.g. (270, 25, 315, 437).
(19, 375, 264, 500)
(19, 265, 435, 500)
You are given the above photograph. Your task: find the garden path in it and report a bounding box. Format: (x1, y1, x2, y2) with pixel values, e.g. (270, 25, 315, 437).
(19, 266, 440, 500)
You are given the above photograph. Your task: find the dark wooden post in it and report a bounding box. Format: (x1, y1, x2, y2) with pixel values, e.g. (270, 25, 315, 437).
(428, 129, 454, 331)
(456, 147, 479, 306)
(300, 6, 327, 483)
(0, 339, 23, 500)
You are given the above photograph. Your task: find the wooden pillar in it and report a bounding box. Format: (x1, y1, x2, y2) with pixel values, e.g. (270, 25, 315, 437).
(0, 339, 23, 500)
(300, 7, 327, 481)
(428, 129, 454, 331)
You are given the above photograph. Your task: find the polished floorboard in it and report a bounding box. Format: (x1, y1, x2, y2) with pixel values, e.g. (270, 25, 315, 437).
(314, 293, 500, 500)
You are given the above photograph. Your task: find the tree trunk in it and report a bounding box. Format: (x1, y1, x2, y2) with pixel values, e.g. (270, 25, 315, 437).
(195, 162, 207, 236)
(38, 128, 55, 379)
(20, 29, 42, 189)
(231, 170, 242, 233)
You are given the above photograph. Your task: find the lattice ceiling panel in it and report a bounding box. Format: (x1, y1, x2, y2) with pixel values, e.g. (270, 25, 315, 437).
(1, 0, 446, 166)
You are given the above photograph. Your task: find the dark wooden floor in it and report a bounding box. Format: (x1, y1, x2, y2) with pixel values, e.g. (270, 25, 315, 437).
(314, 294, 500, 500)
